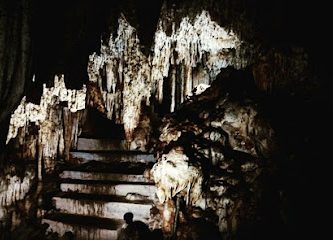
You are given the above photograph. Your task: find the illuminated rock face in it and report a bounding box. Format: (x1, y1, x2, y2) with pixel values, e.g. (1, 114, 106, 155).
(7, 75, 86, 144)
(88, 15, 151, 141)
(153, 74, 277, 235)
(152, 10, 244, 109)
(6, 75, 86, 173)
(88, 10, 244, 141)
(0, 167, 35, 221)
(151, 148, 203, 205)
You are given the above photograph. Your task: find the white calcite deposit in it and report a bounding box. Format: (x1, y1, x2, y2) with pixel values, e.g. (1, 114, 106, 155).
(151, 148, 203, 206)
(6, 75, 86, 176)
(88, 11, 244, 141)
(6, 75, 86, 144)
(88, 15, 151, 140)
(0, 169, 35, 219)
(152, 10, 242, 107)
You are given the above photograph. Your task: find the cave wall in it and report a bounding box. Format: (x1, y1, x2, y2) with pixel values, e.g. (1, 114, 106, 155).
(151, 73, 279, 238)
(0, 0, 32, 161)
(84, 2, 325, 238)
(0, 75, 86, 237)
(86, 0, 319, 147)
(0, 165, 35, 229)
(0, 2, 35, 233)
(0, 0, 329, 238)
(1, 0, 327, 149)
(6, 75, 86, 176)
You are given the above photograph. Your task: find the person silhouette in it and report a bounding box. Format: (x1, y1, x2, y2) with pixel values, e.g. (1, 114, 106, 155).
(123, 212, 134, 225)
(117, 212, 151, 240)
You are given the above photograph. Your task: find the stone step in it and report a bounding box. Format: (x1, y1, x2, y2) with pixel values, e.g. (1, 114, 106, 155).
(42, 213, 123, 240)
(60, 181, 156, 199)
(53, 193, 153, 223)
(69, 151, 155, 165)
(63, 160, 154, 174)
(60, 171, 153, 183)
(76, 138, 128, 151)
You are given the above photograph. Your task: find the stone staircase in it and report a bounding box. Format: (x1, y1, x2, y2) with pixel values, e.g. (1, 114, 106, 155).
(42, 137, 156, 240)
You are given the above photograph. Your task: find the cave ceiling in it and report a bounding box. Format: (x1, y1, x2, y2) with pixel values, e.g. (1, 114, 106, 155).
(0, 0, 329, 150)
(30, 0, 327, 90)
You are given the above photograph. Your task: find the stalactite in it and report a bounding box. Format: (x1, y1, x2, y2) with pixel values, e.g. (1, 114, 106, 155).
(88, 11, 250, 142)
(151, 148, 203, 206)
(0, 168, 35, 220)
(153, 72, 277, 236)
(63, 108, 83, 162)
(151, 28, 172, 103)
(7, 75, 86, 143)
(6, 75, 86, 173)
(151, 10, 245, 107)
(88, 15, 152, 141)
(37, 105, 64, 174)
(170, 68, 176, 112)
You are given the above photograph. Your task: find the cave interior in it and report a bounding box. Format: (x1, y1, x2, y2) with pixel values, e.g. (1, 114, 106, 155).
(0, 0, 329, 239)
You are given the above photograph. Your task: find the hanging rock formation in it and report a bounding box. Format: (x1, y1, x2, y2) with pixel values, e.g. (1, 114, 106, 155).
(6, 75, 86, 174)
(88, 8, 252, 142)
(88, 15, 152, 141)
(151, 147, 204, 206)
(151, 10, 246, 108)
(152, 70, 278, 237)
(0, 165, 35, 227)
(0, 1, 325, 239)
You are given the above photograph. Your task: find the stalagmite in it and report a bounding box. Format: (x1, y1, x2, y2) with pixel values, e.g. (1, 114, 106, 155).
(7, 75, 86, 144)
(6, 75, 86, 174)
(153, 71, 277, 235)
(88, 15, 152, 141)
(0, 168, 35, 220)
(151, 148, 203, 206)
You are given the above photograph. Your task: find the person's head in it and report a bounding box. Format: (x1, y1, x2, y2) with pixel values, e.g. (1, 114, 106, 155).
(124, 212, 134, 224)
